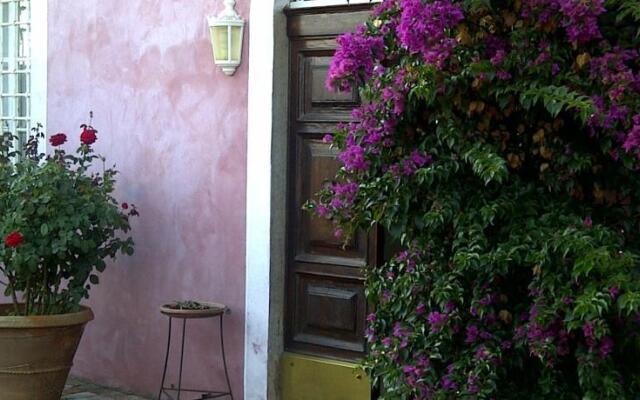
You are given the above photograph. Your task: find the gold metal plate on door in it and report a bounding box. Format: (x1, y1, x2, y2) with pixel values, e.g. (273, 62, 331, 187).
(281, 352, 371, 400)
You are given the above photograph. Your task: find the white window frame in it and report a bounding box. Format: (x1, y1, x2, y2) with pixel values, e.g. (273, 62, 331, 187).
(0, 0, 46, 155)
(31, 0, 46, 154)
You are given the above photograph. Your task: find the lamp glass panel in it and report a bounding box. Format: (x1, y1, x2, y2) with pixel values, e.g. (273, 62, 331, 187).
(230, 25, 243, 61)
(211, 25, 229, 61)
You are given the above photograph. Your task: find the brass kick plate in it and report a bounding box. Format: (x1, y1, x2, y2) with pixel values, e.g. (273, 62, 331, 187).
(281, 352, 371, 400)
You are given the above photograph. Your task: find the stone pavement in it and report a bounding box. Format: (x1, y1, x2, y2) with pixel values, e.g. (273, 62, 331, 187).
(62, 377, 151, 400)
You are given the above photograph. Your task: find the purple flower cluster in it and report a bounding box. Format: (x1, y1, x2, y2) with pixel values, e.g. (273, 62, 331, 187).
(441, 364, 458, 391)
(608, 286, 620, 300)
(393, 321, 412, 338)
(395, 247, 422, 272)
(390, 321, 412, 348)
(389, 150, 434, 177)
(486, 36, 507, 66)
(331, 69, 421, 182)
(582, 321, 615, 357)
(466, 374, 480, 394)
(465, 325, 479, 343)
(382, 289, 392, 303)
(326, 29, 384, 92)
(427, 311, 448, 333)
(516, 317, 570, 364)
(338, 143, 369, 172)
(365, 314, 377, 343)
(599, 336, 614, 358)
(623, 115, 640, 154)
(402, 355, 431, 389)
(590, 48, 639, 101)
(522, 0, 605, 43)
(474, 345, 494, 361)
(465, 324, 494, 343)
(322, 181, 359, 217)
(530, 41, 551, 68)
(479, 293, 497, 306)
(586, 48, 640, 156)
(397, 0, 464, 68)
(557, 0, 605, 43)
(372, 0, 397, 17)
(323, 21, 443, 213)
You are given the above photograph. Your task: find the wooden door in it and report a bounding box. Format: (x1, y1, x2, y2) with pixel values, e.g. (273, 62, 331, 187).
(285, 4, 377, 361)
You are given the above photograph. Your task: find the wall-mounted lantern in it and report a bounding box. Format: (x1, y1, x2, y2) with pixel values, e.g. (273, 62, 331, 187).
(208, 0, 245, 76)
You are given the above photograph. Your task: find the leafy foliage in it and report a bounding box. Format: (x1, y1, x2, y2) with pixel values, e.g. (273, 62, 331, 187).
(308, 0, 640, 398)
(169, 300, 211, 310)
(0, 123, 137, 316)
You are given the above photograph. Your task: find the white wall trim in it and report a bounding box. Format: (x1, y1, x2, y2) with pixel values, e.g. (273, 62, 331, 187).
(31, 0, 47, 153)
(244, 0, 275, 398)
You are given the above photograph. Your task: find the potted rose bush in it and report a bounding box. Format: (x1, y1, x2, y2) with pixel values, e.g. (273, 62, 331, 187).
(0, 122, 137, 399)
(310, 0, 640, 398)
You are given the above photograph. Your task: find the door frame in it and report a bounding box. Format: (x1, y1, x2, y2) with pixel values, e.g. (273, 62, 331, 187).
(244, 1, 289, 399)
(244, 2, 378, 399)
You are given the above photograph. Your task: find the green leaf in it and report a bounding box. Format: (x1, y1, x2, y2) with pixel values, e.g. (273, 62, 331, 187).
(95, 259, 107, 273)
(520, 85, 595, 122)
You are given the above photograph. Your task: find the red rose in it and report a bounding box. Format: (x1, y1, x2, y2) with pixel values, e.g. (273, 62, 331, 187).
(4, 231, 24, 248)
(80, 127, 98, 145)
(49, 133, 67, 147)
(121, 202, 129, 209)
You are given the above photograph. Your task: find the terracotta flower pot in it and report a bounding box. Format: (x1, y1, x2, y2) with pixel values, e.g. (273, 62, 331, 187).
(0, 304, 94, 400)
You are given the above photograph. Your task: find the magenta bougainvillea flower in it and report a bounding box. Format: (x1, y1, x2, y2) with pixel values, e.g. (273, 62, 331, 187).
(396, 0, 464, 68)
(308, 0, 640, 397)
(326, 29, 384, 92)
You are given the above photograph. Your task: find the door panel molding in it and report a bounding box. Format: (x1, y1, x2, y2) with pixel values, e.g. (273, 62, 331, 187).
(286, 6, 374, 37)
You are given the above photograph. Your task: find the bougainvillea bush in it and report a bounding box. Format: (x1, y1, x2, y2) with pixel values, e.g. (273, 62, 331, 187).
(309, 0, 640, 398)
(0, 122, 137, 316)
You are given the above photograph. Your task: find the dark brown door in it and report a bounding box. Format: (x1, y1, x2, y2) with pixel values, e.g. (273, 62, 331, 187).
(285, 5, 377, 360)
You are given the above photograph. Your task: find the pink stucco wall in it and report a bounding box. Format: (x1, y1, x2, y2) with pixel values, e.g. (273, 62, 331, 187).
(47, 1, 249, 397)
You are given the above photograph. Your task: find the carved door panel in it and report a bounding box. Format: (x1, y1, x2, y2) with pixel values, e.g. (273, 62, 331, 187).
(286, 5, 377, 360)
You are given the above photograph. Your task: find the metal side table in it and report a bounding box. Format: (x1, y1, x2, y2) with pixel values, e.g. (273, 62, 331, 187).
(158, 302, 233, 400)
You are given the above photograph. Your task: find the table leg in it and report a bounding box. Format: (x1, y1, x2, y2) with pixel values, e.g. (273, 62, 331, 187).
(219, 315, 234, 400)
(158, 317, 172, 400)
(177, 319, 187, 400)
